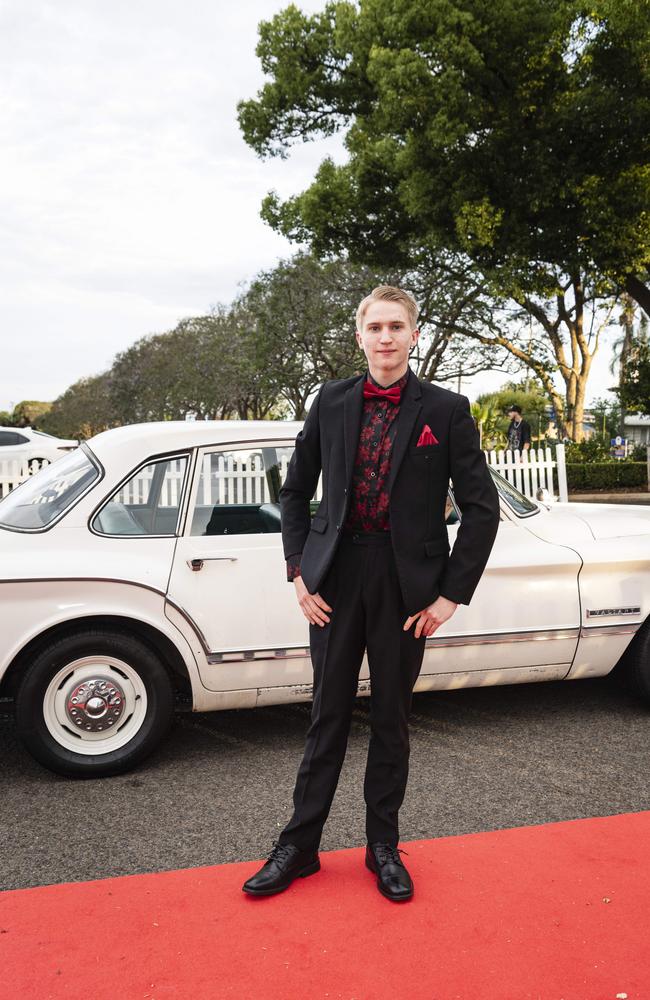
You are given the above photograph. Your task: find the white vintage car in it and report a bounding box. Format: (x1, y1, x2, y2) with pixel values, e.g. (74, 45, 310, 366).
(1, 420, 648, 777)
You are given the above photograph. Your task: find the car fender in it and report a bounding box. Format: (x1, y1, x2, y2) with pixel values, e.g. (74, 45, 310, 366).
(0, 577, 214, 709)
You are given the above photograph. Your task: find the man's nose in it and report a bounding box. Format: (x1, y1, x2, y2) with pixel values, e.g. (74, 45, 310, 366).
(379, 327, 393, 341)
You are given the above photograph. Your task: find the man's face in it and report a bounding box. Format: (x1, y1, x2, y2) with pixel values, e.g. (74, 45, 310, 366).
(356, 300, 419, 382)
(508, 409, 520, 421)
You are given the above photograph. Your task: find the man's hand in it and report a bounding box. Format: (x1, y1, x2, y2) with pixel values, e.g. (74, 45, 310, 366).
(403, 595, 458, 638)
(294, 575, 332, 626)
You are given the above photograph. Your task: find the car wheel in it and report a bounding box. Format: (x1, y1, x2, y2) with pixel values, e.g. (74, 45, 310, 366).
(15, 628, 174, 777)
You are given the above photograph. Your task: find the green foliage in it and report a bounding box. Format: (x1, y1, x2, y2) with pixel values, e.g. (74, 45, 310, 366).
(239, 0, 650, 298)
(12, 399, 52, 428)
(39, 373, 118, 440)
(617, 336, 650, 416)
(0, 400, 52, 429)
(567, 462, 647, 490)
(564, 437, 611, 463)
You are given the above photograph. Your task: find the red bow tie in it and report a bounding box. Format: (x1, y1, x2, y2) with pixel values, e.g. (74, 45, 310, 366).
(363, 382, 402, 405)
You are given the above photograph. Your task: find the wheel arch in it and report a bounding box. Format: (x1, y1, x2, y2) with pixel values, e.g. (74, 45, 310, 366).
(0, 615, 193, 704)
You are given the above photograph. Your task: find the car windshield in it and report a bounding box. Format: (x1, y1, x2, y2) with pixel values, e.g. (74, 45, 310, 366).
(489, 468, 539, 517)
(0, 447, 99, 530)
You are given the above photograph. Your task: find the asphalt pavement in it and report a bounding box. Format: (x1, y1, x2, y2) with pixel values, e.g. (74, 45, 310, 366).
(2, 672, 649, 892)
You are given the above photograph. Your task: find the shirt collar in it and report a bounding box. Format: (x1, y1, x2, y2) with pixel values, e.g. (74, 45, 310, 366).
(365, 367, 411, 391)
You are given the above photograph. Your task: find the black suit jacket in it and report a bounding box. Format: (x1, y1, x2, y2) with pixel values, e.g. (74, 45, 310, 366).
(279, 367, 500, 615)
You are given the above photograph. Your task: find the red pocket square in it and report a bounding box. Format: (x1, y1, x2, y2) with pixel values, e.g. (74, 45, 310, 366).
(417, 424, 439, 446)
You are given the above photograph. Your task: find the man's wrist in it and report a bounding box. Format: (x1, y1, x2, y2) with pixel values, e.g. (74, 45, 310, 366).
(286, 553, 302, 583)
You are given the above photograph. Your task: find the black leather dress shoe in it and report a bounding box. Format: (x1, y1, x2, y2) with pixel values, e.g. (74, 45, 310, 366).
(365, 842, 413, 901)
(242, 841, 320, 896)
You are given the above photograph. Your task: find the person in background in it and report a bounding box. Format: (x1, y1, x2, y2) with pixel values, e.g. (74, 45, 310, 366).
(506, 404, 531, 453)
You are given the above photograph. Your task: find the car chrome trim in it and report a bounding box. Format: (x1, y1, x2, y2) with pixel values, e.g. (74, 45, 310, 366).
(0, 442, 105, 534)
(201, 625, 581, 665)
(164, 595, 212, 653)
(579, 622, 642, 638)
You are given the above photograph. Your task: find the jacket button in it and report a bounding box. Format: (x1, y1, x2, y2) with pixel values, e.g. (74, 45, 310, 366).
(336, 523, 340, 530)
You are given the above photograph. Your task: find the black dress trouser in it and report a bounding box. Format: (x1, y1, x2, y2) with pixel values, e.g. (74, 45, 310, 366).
(278, 528, 427, 852)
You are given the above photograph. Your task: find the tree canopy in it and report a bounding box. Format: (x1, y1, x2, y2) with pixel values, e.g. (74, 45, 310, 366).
(238, 0, 650, 437)
(239, 0, 650, 303)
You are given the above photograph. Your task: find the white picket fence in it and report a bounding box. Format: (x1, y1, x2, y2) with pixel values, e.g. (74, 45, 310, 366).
(0, 458, 52, 499)
(487, 443, 568, 503)
(0, 444, 568, 505)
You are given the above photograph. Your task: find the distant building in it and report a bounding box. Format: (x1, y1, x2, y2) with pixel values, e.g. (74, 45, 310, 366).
(624, 413, 650, 445)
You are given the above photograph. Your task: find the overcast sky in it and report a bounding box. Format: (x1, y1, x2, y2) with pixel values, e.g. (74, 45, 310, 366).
(1, 1, 618, 414)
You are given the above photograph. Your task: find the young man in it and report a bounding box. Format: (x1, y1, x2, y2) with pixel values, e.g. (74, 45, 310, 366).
(506, 404, 532, 453)
(242, 286, 500, 902)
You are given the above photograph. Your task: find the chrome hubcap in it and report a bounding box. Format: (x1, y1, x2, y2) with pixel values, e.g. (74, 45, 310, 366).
(66, 677, 125, 732)
(43, 656, 148, 755)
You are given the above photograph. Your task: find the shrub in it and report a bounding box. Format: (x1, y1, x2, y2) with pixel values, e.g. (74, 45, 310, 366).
(567, 462, 648, 491)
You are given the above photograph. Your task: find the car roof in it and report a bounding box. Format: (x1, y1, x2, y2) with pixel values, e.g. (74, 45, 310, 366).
(86, 419, 304, 463)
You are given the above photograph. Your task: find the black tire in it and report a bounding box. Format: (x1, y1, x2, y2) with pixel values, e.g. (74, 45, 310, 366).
(15, 628, 174, 778)
(612, 617, 650, 705)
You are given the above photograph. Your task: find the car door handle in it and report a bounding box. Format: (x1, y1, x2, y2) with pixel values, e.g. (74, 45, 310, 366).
(187, 556, 238, 571)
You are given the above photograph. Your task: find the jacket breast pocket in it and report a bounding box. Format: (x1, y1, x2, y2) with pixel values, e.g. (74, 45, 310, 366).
(409, 444, 440, 458)
(424, 537, 450, 557)
(310, 514, 328, 533)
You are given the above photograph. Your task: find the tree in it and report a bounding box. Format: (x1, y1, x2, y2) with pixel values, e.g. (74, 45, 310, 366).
(617, 328, 650, 417)
(9, 400, 52, 428)
(108, 309, 286, 423)
(239, 0, 650, 437)
(39, 373, 118, 440)
(609, 298, 648, 434)
(242, 251, 513, 417)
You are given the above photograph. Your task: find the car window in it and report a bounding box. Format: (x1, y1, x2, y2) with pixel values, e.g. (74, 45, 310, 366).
(92, 455, 189, 536)
(0, 447, 99, 530)
(489, 468, 539, 516)
(191, 444, 301, 536)
(0, 431, 19, 446)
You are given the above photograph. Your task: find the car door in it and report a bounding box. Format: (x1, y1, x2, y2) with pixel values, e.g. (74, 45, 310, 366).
(166, 440, 313, 693)
(419, 480, 582, 688)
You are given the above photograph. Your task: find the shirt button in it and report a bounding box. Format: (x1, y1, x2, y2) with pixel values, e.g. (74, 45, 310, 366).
(370, 471, 376, 477)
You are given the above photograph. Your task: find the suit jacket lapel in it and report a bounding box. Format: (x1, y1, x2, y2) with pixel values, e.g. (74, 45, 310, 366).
(387, 367, 423, 496)
(343, 373, 365, 488)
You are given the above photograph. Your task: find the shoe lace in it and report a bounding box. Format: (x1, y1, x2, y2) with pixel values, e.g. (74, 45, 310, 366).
(374, 844, 408, 867)
(266, 840, 293, 865)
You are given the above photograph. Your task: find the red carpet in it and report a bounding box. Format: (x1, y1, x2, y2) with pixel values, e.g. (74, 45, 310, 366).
(2, 812, 649, 1000)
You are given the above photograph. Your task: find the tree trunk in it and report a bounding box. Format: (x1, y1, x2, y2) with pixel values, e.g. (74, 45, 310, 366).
(625, 274, 650, 319)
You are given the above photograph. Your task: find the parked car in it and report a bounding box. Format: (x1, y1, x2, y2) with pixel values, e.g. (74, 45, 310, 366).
(0, 426, 78, 467)
(0, 420, 648, 778)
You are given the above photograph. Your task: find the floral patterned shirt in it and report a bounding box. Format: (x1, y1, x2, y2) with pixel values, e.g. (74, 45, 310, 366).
(286, 367, 410, 582)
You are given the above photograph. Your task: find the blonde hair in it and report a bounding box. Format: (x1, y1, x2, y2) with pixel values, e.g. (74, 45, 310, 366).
(356, 285, 419, 331)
